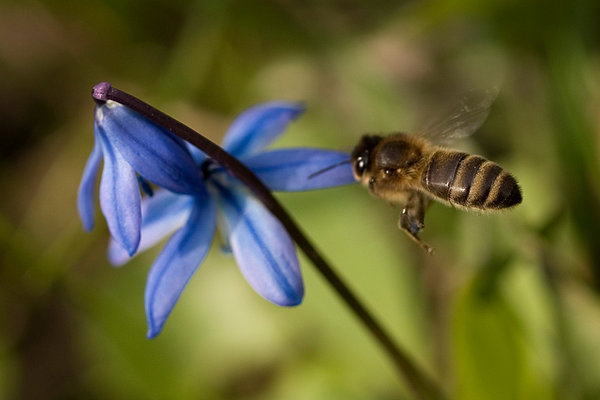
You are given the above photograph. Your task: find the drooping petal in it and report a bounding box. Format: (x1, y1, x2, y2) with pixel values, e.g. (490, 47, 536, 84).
(97, 101, 204, 195)
(108, 189, 196, 266)
(242, 148, 356, 191)
(77, 125, 103, 231)
(97, 126, 141, 256)
(222, 102, 305, 158)
(216, 183, 303, 306)
(145, 194, 216, 338)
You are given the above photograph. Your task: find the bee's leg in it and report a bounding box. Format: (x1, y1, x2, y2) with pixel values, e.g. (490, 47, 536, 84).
(398, 192, 434, 255)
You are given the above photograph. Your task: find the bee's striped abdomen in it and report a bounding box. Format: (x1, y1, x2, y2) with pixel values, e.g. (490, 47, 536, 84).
(422, 151, 521, 210)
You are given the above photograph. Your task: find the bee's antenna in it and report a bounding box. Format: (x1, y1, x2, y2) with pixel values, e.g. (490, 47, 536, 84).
(308, 159, 351, 179)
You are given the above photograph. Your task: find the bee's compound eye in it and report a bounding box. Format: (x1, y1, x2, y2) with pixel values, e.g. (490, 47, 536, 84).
(384, 168, 395, 176)
(355, 157, 366, 176)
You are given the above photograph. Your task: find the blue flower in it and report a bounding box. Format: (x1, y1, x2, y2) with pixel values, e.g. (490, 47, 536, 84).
(78, 100, 354, 338)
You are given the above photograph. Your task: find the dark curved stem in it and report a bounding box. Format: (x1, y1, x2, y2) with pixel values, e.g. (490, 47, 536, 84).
(92, 82, 445, 399)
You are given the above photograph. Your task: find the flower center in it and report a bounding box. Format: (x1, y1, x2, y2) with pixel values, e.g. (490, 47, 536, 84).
(201, 159, 219, 179)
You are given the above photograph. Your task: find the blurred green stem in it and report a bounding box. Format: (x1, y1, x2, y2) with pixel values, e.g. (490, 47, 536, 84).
(92, 82, 445, 400)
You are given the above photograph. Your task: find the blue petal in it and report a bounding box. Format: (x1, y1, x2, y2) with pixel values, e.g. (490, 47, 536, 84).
(243, 148, 356, 191)
(97, 102, 204, 195)
(77, 125, 103, 231)
(108, 189, 196, 266)
(222, 102, 305, 158)
(185, 141, 206, 165)
(216, 184, 303, 306)
(97, 126, 141, 256)
(145, 195, 216, 338)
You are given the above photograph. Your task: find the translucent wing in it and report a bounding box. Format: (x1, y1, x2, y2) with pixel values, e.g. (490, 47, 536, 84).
(415, 88, 498, 143)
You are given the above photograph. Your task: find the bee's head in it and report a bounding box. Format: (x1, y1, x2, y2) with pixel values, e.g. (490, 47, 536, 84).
(351, 135, 382, 179)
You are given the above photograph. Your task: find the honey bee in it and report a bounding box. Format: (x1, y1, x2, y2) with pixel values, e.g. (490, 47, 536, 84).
(351, 90, 522, 254)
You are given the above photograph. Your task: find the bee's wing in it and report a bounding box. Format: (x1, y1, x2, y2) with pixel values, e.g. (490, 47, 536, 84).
(414, 88, 498, 143)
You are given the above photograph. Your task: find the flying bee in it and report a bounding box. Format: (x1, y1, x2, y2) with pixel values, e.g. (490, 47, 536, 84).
(317, 90, 522, 254)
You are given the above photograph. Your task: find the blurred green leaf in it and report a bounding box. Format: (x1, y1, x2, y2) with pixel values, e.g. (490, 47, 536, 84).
(452, 271, 525, 400)
(451, 258, 555, 400)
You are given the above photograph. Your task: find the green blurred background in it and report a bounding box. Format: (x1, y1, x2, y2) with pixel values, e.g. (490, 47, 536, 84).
(2, 0, 600, 398)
